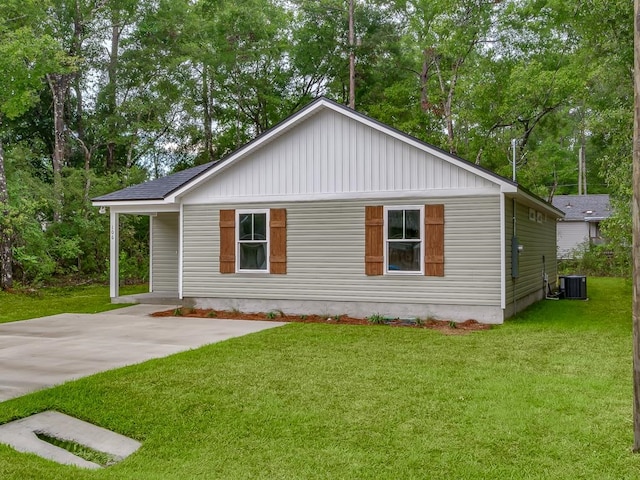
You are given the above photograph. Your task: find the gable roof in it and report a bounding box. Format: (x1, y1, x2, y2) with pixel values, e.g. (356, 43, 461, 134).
(92, 161, 215, 202)
(93, 96, 560, 217)
(551, 194, 611, 222)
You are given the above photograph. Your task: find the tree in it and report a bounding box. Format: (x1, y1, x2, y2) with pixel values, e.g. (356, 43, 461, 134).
(0, 0, 62, 288)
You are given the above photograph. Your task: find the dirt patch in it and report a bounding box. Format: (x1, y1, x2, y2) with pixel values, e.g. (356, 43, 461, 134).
(151, 308, 491, 335)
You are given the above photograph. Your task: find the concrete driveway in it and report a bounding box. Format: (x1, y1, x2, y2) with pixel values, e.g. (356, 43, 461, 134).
(0, 305, 286, 402)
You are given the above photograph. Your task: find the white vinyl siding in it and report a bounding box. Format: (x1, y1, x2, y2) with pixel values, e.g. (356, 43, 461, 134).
(182, 109, 498, 205)
(182, 195, 502, 306)
(557, 221, 589, 259)
(151, 212, 179, 294)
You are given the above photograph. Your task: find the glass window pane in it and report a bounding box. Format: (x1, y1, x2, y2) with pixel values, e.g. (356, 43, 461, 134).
(387, 210, 404, 239)
(405, 210, 420, 239)
(240, 242, 267, 270)
(253, 213, 267, 240)
(239, 213, 253, 240)
(387, 241, 421, 271)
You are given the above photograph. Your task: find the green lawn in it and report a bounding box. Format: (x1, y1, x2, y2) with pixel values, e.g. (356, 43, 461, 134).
(0, 284, 148, 323)
(0, 278, 638, 478)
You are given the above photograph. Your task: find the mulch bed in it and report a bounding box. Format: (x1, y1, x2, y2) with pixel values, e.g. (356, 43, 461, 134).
(151, 308, 491, 335)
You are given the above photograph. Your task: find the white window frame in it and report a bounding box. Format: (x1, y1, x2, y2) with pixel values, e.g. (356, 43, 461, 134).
(383, 205, 424, 275)
(236, 209, 270, 273)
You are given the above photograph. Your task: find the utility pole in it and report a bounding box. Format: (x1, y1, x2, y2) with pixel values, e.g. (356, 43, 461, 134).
(578, 144, 587, 195)
(348, 0, 355, 109)
(632, 0, 640, 453)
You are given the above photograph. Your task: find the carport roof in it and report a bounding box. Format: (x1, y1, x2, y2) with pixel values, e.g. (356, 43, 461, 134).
(92, 161, 215, 202)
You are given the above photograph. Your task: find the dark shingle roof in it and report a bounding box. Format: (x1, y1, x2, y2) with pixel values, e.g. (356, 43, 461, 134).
(93, 162, 215, 202)
(551, 194, 611, 221)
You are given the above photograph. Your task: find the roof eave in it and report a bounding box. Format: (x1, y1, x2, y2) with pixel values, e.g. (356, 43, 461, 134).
(92, 199, 173, 207)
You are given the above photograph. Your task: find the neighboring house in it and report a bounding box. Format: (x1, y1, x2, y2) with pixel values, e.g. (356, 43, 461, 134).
(551, 194, 611, 259)
(93, 97, 563, 324)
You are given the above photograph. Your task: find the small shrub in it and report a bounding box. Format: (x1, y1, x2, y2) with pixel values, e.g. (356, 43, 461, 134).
(415, 318, 424, 326)
(559, 242, 631, 277)
(173, 308, 183, 316)
(206, 310, 217, 318)
(448, 321, 457, 329)
(266, 311, 277, 320)
(368, 313, 385, 324)
(300, 314, 307, 320)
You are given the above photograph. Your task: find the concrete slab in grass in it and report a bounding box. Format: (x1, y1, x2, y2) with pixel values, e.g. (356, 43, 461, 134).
(0, 411, 141, 469)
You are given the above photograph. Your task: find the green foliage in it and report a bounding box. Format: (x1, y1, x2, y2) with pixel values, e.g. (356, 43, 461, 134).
(367, 313, 385, 324)
(559, 243, 631, 278)
(3, 145, 150, 284)
(265, 311, 277, 320)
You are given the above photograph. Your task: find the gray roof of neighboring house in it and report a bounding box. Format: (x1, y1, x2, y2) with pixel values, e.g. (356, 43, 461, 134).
(92, 162, 216, 202)
(551, 194, 611, 222)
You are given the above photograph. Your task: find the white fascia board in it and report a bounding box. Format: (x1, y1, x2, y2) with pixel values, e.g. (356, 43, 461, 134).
(167, 98, 513, 203)
(93, 199, 170, 207)
(508, 191, 564, 218)
(182, 187, 500, 207)
(97, 203, 180, 214)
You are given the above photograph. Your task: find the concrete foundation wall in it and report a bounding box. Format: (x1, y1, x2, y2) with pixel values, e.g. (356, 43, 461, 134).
(184, 297, 506, 324)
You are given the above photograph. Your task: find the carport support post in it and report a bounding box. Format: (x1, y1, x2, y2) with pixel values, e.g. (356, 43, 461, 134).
(110, 210, 119, 299)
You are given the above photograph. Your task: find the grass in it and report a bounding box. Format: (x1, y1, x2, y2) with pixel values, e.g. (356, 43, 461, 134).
(0, 284, 148, 324)
(0, 278, 638, 478)
(34, 433, 116, 467)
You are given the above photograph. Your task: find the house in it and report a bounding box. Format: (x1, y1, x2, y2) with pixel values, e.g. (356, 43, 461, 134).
(551, 194, 611, 259)
(93, 97, 563, 324)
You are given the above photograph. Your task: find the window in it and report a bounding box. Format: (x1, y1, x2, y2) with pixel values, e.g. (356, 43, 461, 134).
(385, 206, 423, 274)
(220, 208, 286, 274)
(237, 210, 269, 271)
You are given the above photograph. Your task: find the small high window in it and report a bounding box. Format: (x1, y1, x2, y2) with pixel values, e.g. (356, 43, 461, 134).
(237, 210, 269, 271)
(385, 206, 423, 274)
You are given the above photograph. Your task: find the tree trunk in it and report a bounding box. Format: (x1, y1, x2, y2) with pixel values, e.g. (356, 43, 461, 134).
(73, 0, 85, 142)
(633, 0, 640, 453)
(202, 66, 215, 162)
(106, 11, 121, 171)
(420, 51, 430, 112)
(46, 73, 68, 223)
(0, 128, 13, 290)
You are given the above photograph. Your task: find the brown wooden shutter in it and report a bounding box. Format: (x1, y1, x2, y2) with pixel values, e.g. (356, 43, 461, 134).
(219, 209, 236, 273)
(425, 204, 445, 276)
(270, 208, 287, 274)
(365, 206, 384, 276)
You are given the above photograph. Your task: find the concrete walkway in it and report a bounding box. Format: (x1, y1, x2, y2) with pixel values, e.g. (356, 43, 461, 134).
(0, 305, 286, 402)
